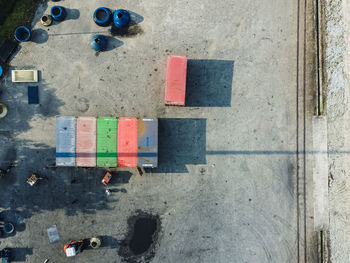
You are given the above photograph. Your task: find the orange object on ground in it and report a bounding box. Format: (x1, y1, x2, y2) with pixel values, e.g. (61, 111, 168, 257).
(64, 240, 84, 256)
(165, 55, 187, 106)
(101, 172, 112, 185)
(117, 117, 138, 167)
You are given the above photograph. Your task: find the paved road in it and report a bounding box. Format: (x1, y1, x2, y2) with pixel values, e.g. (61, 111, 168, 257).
(0, 0, 316, 262)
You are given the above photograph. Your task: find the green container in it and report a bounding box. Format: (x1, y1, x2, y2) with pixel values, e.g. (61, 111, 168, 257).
(97, 117, 117, 167)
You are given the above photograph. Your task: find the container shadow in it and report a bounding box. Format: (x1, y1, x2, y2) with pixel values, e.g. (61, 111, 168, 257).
(0, 144, 119, 220)
(148, 118, 207, 173)
(100, 235, 119, 249)
(186, 59, 234, 107)
(10, 247, 33, 262)
(31, 29, 49, 44)
(128, 10, 144, 26)
(105, 36, 123, 51)
(65, 8, 80, 20)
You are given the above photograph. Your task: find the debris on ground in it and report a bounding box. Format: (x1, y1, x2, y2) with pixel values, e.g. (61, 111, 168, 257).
(101, 172, 112, 186)
(46, 225, 59, 243)
(26, 174, 43, 186)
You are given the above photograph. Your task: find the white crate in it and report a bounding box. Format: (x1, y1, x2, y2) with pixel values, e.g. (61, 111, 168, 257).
(11, 70, 38, 82)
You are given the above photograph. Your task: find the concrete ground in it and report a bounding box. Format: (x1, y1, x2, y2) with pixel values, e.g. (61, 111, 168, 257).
(0, 0, 317, 262)
(325, 0, 350, 262)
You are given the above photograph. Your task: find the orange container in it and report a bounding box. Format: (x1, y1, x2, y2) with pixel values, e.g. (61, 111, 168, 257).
(101, 172, 112, 185)
(76, 117, 96, 167)
(117, 117, 138, 167)
(165, 55, 187, 106)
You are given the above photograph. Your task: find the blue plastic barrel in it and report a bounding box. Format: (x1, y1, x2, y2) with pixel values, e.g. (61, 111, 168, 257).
(0, 65, 3, 77)
(93, 7, 112, 27)
(51, 6, 66, 21)
(3, 223, 14, 234)
(14, 26, 31, 42)
(90, 35, 107, 51)
(113, 9, 131, 28)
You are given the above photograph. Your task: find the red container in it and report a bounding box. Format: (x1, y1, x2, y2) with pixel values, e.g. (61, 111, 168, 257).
(76, 117, 96, 167)
(117, 117, 138, 167)
(165, 55, 187, 106)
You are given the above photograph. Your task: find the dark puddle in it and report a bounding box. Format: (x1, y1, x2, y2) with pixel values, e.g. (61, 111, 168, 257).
(118, 210, 161, 263)
(110, 24, 144, 38)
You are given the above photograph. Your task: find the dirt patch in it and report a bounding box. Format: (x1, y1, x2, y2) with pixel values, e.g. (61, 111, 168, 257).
(110, 24, 144, 38)
(118, 210, 161, 263)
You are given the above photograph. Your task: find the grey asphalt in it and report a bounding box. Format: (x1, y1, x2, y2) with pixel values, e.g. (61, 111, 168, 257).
(0, 0, 317, 262)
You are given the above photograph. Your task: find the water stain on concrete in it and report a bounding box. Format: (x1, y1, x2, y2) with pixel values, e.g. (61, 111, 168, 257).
(118, 210, 161, 263)
(110, 24, 144, 38)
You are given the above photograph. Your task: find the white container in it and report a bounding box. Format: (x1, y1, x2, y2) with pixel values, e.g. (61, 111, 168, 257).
(65, 247, 76, 257)
(11, 70, 38, 82)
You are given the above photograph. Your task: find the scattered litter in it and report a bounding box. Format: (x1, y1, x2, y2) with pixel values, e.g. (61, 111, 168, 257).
(26, 174, 43, 186)
(101, 172, 112, 186)
(47, 225, 60, 243)
(64, 240, 85, 257)
(105, 189, 111, 196)
(11, 70, 38, 83)
(28, 86, 39, 104)
(65, 247, 76, 257)
(44, 259, 49, 263)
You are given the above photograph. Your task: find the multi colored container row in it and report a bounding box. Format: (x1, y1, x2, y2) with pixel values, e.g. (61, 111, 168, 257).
(56, 117, 158, 168)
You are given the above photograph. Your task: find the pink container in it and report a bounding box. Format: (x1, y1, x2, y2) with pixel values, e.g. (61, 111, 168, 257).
(165, 55, 187, 106)
(76, 117, 97, 167)
(118, 117, 138, 167)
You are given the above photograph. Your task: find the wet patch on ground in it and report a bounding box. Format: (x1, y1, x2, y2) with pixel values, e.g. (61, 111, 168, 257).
(118, 210, 161, 263)
(110, 24, 144, 38)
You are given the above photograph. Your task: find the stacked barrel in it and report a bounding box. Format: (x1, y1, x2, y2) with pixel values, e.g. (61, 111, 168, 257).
(56, 117, 158, 168)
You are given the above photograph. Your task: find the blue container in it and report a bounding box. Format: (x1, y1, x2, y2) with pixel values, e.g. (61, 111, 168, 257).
(14, 26, 31, 42)
(0, 65, 3, 77)
(93, 7, 112, 26)
(3, 223, 14, 234)
(138, 118, 158, 168)
(90, 35, 107, 51)
(113, 9, 131, 28)
(51, 6, 66, 21)
(56, 116, 76, 166)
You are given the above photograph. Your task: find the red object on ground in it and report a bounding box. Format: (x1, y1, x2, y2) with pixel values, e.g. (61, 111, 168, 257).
(101, 172, 112, 185)
(64, 240, 84, 254)
(117, 117, 138, 167)
(165, 55, 187, 106)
